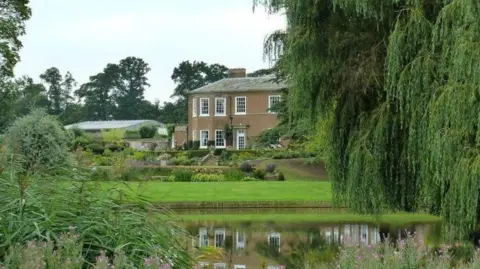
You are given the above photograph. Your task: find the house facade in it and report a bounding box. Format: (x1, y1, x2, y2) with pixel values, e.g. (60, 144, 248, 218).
(184, 68, 287, 150)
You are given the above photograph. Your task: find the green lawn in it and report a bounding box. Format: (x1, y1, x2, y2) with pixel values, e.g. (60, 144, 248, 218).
(178, 212, 441, 225)
(99, 181, 332, 202)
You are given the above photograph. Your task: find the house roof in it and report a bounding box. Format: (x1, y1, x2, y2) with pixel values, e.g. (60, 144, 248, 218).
(188, 75, 287, 94)
(64, 120, 163, 130)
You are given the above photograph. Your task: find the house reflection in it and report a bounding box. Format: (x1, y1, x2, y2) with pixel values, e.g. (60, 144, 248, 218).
(185, 223, 429, 269)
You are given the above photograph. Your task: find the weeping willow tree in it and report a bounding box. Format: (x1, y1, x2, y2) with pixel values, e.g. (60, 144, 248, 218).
(254, 0, 480, 241)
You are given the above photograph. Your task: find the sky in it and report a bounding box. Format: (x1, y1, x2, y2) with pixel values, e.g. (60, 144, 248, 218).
(14, 0, 286, 102)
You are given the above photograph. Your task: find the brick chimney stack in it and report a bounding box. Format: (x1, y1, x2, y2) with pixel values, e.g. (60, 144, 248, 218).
(228, 68, 246, 78)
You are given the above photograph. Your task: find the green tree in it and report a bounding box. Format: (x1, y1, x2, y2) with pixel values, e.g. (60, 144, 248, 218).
(0, 0, 31, 78)
(0, 80, 19, 132)
(76, 64, 118, 120)
(171, 61, 228, 99)
(113, 57, 150, 119)
(255, 0, 480, 241)
(40, 67, 75, 115)
(14, 75, 50, 116)
(139, 125, 157, 139)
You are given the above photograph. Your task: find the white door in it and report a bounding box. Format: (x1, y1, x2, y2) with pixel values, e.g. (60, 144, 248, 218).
(236, 129, 246, 150)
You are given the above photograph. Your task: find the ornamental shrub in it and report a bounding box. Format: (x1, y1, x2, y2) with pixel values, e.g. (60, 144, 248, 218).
(4, 109, 71, 176)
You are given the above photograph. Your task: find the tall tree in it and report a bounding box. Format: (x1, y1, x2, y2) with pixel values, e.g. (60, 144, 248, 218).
(40, 67, 75, 115)
(14, 75, 50, 116)
(0, 80, 18, 132)
(170, 61, 228, 99)
(76, 64, 118, 120)
(113, 57, 150, 119)
(0, 0, 31, 78)
(255, 0, 480, 241)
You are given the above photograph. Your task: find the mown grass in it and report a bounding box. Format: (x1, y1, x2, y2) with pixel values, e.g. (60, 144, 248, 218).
(98, 181, 332, 202)
(178, 212, 441, 225)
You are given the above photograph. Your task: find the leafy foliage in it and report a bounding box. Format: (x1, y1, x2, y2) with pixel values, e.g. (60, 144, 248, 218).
(4, 109, 71, 176)
(256, 0, 480, 240)
(0, 0, 31, 78)
(139, 125, 157, 139)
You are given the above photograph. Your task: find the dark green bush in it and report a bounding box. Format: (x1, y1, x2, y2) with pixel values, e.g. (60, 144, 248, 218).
(253, 168, 266, 179)
(172, 169, 193, 182)
(207, 140, 215, 147)
(214, 148, 225, 156)
(73, 135, 92, 150)
(139, 125, 157, 139)
(278, 172, 285, 181)
(239, 162, 253, 173)
(85, 143, 105, 154)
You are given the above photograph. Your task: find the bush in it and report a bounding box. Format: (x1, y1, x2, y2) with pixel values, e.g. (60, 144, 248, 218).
(214, 148, 225, 156)
(207, 140, 215, 147)
(253, 168, 266, 179)
(278, 171, 285, 181)
(4, 109, 71, 176)
(139, 125, 157, 139)
(265, 163, 276, 173)
(172, 169, 193, 182)
(124, 130, 141, 139)
(86, 143, 105, 154)
(239, 162, 253, 173)
(223, 169, 245, 181)
(73, 135, 92, 150)
(191, 173, 225, 182)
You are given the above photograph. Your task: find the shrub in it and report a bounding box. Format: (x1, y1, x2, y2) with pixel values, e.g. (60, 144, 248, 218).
(191, 173, 225, 182)
(70, 126, 85, 138)
(253, 168, 266, 179)
(139, 125, 157, 139)
(73, 135, 92, 150)
(239, 162, 253, 173)
(223, 169, 245, 181)
(265, 163, 276, 173)
(278, 171, 285, 181)
(92, 155, 113, 166)
(232, 151, 256, 163)
(86, 143, 105, 154)
(124, 130, 141, 139)
(207, 140, 215, 147)
(214, 148, 225, 156)
(172, 169, 193, 182)
(4, 109, 71, 176)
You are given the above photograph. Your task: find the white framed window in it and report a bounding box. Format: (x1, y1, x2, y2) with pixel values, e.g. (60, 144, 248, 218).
(361, 224, 368, 244)
(215, 98, 226, 116)
(234, 266, 246, 269)
(236, 231, 246, 249)
(199, 228, 208, 247)
(214, 263, 226, 269)
(268, 95, 281, 113)
(192, 130, 196, 141)
(214, 228, 226, 248)
(268, 232, 280, 251)
(235, 96, 246, 114)
(200, 130, 209, 149)
(192, 98, 197, 117)
(215, 130, 226, 148)
(200, 98, 209, 116)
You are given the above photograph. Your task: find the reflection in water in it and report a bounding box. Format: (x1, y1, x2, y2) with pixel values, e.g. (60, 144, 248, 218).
(183, 222, 431, 269)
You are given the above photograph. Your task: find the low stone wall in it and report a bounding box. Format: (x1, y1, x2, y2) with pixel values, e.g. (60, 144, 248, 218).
(125, 139, 168, 151)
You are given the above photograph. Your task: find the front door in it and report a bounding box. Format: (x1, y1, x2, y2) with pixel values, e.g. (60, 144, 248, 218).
(236, 129, 246, 150)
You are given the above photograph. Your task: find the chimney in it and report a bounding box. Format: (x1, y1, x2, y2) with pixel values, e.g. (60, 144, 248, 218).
(228, 68, 246, 78)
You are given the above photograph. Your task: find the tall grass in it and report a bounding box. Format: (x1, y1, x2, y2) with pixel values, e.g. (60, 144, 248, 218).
(0, 168, 192, 268)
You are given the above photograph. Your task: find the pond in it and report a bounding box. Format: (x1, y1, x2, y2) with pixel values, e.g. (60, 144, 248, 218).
(176, 209, 439, 269)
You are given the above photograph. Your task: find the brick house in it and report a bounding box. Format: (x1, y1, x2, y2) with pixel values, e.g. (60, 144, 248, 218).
(180, 68, 287, 150)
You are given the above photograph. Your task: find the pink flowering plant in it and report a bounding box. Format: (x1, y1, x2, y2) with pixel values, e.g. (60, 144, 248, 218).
(315, 233, 480, 269)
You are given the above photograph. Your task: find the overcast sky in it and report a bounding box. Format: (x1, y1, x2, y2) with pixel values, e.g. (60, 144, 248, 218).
(14, 0, 286, 102)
